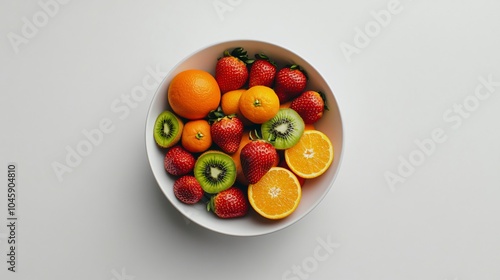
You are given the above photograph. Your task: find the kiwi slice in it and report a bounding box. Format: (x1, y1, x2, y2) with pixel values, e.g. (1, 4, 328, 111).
(261, 108, 305, 150)
(153, 111, 183, 148)
(194, 151, 236, 194)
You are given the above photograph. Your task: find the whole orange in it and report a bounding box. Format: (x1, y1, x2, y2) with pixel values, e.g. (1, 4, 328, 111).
(221, 89, 246, 116)
(181, 119, 212, 153)
(168, 70, 221, 120)
(279, 101, 293, 109)
(304, 123, 315, 130)
(231, 130, 253, 185)
(221, 89, 252, 126)
(239, 86, 280, 124)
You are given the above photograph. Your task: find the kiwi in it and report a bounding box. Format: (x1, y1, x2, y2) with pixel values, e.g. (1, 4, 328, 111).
(261, 108, 305, 150)
(154, 111, 183, 148)
(194, 151, 236, 194)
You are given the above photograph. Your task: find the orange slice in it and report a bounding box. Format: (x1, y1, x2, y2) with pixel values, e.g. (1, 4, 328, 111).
(248, 167, 301, 220)
(284, 130, 334, 179)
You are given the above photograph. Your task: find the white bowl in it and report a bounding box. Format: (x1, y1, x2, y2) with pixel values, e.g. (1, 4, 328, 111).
(145, 40, 344, 236)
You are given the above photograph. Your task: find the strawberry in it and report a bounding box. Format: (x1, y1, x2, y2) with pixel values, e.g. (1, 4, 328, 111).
(274, 64, 308, 103)
(290, 90, 328, 124)
(215, 47, 253, 93)
(173, 175, 204, 204)
(207, 187, 248, 218)
(209, 110, 244, 154)
(164, 145, 195, 176)
(240, 137, 279, 184)
(248, 53, 277, 88)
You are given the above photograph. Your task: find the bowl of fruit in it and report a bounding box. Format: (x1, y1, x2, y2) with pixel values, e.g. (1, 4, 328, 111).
(145, 40, 344, 236)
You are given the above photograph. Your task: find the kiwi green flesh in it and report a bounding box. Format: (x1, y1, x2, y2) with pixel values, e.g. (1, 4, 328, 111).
(194, 152, 236, 194)
(261, 108, 305, 150)
(154, 111, 180, 148)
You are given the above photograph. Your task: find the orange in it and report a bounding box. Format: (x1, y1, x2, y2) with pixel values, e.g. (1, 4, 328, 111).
(239, 86, 280, 124)
(278, 159, 306, 186)
(284, 130, 334, 179)
(231, 130, 253, 185)
(304, 123, 315, 130)
(221, 89, 245, 115)
(168, 69, 221, 120)
(279, 101, 292, 109)
(248, 167, 302, 220)
(181, 119, 212, 153)
(221, 89, 252, 126)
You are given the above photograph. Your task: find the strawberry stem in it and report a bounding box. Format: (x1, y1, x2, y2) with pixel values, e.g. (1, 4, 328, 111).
(225, 47, 254, 64)
(318, 91, 329, 111)
(249, 129, 275, 143)
(287, 64, 309, 80)
(207, 107, 226, 124)
(255, 53, 276, 67)
(206, 195, 215, 213)
(249, 129, 260, 141)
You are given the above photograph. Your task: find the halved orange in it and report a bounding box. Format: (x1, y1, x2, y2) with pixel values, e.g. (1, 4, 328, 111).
(284, 130, 334, 179)
(248, 167, 302, 220)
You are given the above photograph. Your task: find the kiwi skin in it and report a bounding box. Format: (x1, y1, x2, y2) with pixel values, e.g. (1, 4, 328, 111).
(261, 108, 305, 150)
(154, 111, 184, 148)
(194, 150, 236, 194)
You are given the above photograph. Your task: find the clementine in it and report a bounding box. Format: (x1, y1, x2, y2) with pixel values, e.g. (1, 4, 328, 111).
(181, 119, 212, 153)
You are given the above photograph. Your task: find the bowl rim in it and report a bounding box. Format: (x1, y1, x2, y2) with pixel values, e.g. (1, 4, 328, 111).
(145, 39, 345, 236)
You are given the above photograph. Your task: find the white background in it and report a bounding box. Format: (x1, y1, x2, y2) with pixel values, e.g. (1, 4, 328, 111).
(1, 0, 500, 279)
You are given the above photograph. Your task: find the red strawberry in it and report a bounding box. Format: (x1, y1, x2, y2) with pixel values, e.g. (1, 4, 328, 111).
(215, 47, 253, 93)
(249, 54, 277, 88)
(290, 91, 328, 124)
(209, 110, 244, 154)
(274, 64, 308, 103)
(164, 145, 195, 176)
(173, 175, 204, 204)
(240, 139, 279, 184)
(207, 187, 248, 218)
